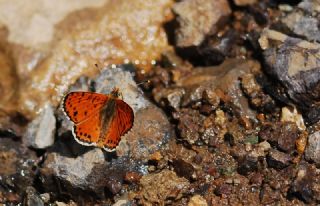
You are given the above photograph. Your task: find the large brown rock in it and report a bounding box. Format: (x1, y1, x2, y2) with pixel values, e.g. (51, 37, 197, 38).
(0, 0, 173, 120)
(173, 0, 231, 47)
(259, 29, 320, 123)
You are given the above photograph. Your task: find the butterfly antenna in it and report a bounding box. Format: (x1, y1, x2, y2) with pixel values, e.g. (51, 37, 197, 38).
(95, 63, 103, 73)
(136, 79, 151, 86)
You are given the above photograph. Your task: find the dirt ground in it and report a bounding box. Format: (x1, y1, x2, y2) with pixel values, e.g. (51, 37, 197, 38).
(0, 0, 319, 205)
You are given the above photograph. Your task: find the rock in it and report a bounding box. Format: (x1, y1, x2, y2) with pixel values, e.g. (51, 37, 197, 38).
(241, 73, 276, 113)
(106, 178, 123, 195)
(0, 51, 19, 129)
(0, 51, 27, 137)
(274, 123, 299, 153)
(214, 184, 232, 196)
(135, 170, 190, 205)
(259, 29, 320, 124)
(278, 4, 294, 12)
(282, 10, 320, 42)
(178, 59, 260, 120)
(236, 142, 270, 175)
(258, 141, 271, 151)
(290, 164, 320, 203)
(117, 105, 173, 160)
(24, 104, 56, 149)
(23, 187, 44, 206)
(173, 0, 231, 47)
(41, 148, 107, 195)
(188, 195, 208, 206)
(305, 131, 320, 166)
(55, 201, 77, 206)
(0, 138, 37, 203)
(124, 171, 142, 184)
(153, 59, 261, 123)
(280, 106, 306, 130)
(39, 193, 50, 203)
(173, 109, 204, 144)
(5, 0, 173, 120)
(175, 29, 238, 66)
(298, 0, 320, 13)
(113, 199, 131, 206)
(267, 149, 291, 169)
(259, 185, 281, 205)
(237, 155, 258, 175)
(259, 122, 299, 153)
(153, 87, 185, 110)
(172, 158, 196, 180)
(234, 0, 257, 6)
(249, 173, 263, 186)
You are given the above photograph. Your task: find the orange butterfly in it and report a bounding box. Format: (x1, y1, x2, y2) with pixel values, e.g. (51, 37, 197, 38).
(62, 88, 134, 151)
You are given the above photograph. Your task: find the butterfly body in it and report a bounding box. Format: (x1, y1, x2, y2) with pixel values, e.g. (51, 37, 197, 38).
(63, 88, 134, 151)
(97, 93, 118, 148)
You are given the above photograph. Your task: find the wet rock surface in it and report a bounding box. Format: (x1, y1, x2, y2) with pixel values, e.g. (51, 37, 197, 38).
(0, 0, 173, 120)
(259, 29, 320, 124)
(1, 0, 320, 205)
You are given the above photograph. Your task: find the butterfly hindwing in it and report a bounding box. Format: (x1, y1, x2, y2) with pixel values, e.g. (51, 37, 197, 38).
(63, 92, 109, 124)
(103, 99, 134, 151)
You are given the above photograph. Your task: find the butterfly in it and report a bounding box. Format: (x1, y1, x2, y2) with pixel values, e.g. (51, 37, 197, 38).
(62, 88, 134, 151)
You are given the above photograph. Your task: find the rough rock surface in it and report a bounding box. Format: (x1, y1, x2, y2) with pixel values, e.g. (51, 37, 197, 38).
(267, 149, 291, 169)
(305, 131, 320, 166)
(188, 195, 208, 206)
(24, 104, 56, 149)
(233, 0, 257, 6)
(259, 122, 299, 153)
(280, 0, 320, 43)
(290, 164, 320, 203)
(155, 59, 260, 120)
(173, 0, 231, 47)
(282, 11, 320, 42)
(23, 187, 44, 206)
(0, 138, 37, 204)
(0, 0, 173, 120)
(259, 29, 320, 123)
(135, 170, 190, 205)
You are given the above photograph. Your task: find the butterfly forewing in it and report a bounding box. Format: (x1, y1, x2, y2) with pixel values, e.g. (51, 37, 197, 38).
(103, 99, 134, 151)
(73, 114, 101, 146)
(63, 92, 109, 124)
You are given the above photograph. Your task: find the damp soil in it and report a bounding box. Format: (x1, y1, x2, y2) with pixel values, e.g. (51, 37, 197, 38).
(1, 0, 320, 205)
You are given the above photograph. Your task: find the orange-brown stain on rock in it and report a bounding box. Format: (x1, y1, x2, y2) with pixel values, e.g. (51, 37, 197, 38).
(1, 0, 174, 120)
